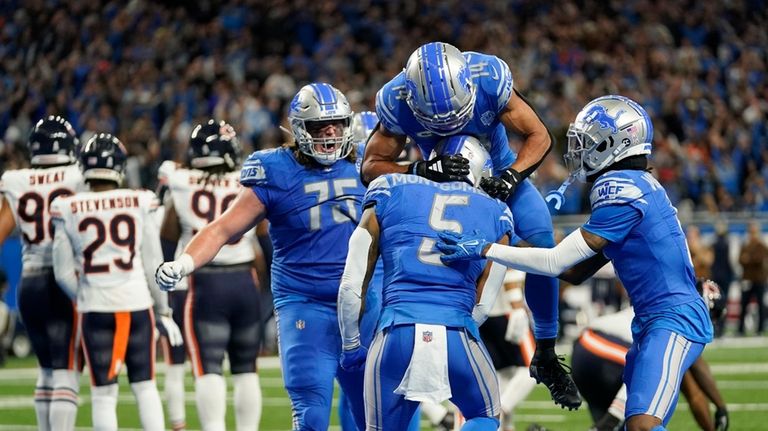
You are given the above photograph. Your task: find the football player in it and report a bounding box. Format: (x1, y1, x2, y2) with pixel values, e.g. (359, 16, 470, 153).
(437, 95, 714, 431)
(338, 135, 513, 431)
(570, 279, 728, 431)
(157, 120, 263, 431)
(361, 42, 578, 409)
(156, 83, 375, 431)
(0, 116, 85, 431)
(51, 134, 182, 431)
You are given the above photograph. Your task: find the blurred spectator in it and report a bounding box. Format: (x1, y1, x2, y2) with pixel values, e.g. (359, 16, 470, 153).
(710, 221, 734, 336)
(687, 225, 714, 280)
(737, 221, 767, 335)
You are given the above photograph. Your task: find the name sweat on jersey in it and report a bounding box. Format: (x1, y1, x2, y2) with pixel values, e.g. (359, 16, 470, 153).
(240, 148, 366, 308)
(376, 51, 516, 173)
(364, 173, 514, 335)
(50, 189, 160, 313)
(0, 164, 85, 269)
(158, 161, 256, 268)
(582, 170, 713, 343)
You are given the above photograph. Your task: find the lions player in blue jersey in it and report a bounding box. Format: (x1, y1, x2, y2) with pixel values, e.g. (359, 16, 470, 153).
(437, 95, 714, 431)
(156, 82, 371, 431)
(339, 135, 514, 431)
(360, 41, 578, 409)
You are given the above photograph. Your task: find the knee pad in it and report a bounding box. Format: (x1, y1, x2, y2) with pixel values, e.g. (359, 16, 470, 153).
(301, 405, 331, 431)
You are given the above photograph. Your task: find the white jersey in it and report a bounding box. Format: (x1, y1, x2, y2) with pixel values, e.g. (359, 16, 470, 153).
(158, 161, 255, 265)
(50, 189, 161, 312)
(0, 164, 85, 270)
(587, 306, 634, 343)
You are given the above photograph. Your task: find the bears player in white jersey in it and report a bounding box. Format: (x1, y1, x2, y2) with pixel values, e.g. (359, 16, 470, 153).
(158, 120, 263, 431)
(51, 134, 182, 431)
(0, 116, 85, 431)
(438, 95, 714, 431)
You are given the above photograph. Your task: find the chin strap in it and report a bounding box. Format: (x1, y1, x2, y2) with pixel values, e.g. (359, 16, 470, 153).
(544, 174, 576, 211)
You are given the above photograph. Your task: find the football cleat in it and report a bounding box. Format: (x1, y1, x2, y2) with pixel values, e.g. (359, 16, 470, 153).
(529, 353, 582, 410)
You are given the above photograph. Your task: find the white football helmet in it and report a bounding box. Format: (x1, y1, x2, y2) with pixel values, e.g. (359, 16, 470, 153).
(288, 83, 355, 165)
(565, 95, 653, 181)
(404, 42, 476, 136)
(431, 135, 492, 187)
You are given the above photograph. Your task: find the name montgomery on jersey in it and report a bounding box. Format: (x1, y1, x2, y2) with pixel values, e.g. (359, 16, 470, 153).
(68, 195, 140, 213)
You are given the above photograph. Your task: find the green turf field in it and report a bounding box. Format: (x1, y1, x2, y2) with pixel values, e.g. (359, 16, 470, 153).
(0, 338, 765, 430)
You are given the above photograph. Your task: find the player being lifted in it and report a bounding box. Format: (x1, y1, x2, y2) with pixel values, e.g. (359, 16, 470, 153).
(338, 135, 512, 431)
(158, 120, 263, 431)
(361, 42, 579, 408)
(51, 134, 182, 431)
(0, 116, 85, 431)
(156, 83, 375, 431)
(437, 95, 714, 431)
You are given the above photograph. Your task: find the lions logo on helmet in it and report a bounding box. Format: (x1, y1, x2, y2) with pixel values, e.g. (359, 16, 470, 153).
(565, 95, 653, 182)
(189, 119, 241, 170)
(404, 42, 477, 136)
(28, 115, 79, 166)
(431, 135, 492, 187)
(288, 83, 354, 166)
(79, 133, 127, 184)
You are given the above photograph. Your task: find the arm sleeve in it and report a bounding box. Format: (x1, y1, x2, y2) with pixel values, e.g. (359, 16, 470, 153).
(337, 226, 375, 350)
(142, 195, 170, 315)
(583, 204, 643, 244)
(52, 219, 78, 300)
(485, 228, 597, 277)
(472, 261, 507, 325)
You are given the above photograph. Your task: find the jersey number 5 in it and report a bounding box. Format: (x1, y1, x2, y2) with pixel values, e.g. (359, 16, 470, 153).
(79, 215, 136, 274)
(417, 194, 469, 266)
(304, 179, 359, 231)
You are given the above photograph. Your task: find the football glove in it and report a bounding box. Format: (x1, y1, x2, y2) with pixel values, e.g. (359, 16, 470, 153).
(156, 313, 183, 347)
(480, 168, 522, 201)
(340, 345, 368, 372)
(505, 308, 530, 344)
(715, 407, 729, 431)
(408, 154, 470, 183)
(155, 254, 194, 291)
(436, 230, 489, 263)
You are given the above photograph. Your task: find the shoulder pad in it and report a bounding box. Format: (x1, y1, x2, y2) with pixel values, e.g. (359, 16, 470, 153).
(240, 148, 283, 186)
(375, 74, 407, 135)
(590, 172, 647, 209)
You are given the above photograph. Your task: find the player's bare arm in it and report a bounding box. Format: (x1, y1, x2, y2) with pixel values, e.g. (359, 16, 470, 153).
(0, 196, 17, 244)
(159, 199, 181, 243)
(184, 187, 266, 269)
(360, 125, 409, 184)
(498, 89, 552, 178)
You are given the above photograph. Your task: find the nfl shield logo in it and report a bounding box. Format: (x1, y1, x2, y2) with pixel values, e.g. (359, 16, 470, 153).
(422, 331, 433, 343)
(295, 320, 305, 330)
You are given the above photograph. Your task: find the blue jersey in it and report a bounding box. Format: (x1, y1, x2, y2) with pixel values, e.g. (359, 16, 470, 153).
(376, 51, 516, 173)
(582, 170, 712, 343)
(364, 174, 514, 333)
(240, 148, 366, 308)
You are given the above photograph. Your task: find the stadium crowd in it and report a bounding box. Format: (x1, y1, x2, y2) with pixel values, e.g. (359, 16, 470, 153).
(0, 0, 766, 210)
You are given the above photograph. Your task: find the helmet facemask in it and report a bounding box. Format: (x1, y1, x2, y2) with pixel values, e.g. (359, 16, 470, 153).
(291, 116, 354, 166)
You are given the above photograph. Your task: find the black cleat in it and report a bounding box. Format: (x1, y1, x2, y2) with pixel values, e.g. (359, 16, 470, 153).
(530, 354, 582, 410)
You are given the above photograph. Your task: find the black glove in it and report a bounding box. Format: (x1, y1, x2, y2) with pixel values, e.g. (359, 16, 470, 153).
(408, 155, 469, 183)
(715, 407, 729, 431)
(479, 168, 522, 201)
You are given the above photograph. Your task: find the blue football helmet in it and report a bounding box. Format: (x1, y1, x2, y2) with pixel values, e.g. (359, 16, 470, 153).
(404, 42, 476, 136)
(288, 83, 354, 166)
(431, 135, 492, 187)
(189, 119, 241, 170)
(351, 111, 378, 144)
(79, 133, 127, 184)
(27, 116, 78, 166)
(565, 95, 653, 181)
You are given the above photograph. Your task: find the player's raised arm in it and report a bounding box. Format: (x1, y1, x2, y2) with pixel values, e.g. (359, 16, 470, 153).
(155, 187, 266, 290)
(337, 206, 380, 371)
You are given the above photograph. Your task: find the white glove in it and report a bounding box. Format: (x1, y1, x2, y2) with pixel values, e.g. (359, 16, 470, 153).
(155, 254, 194, 291)
(156, 313, 183, 347)
(505, 308, 530, 344)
